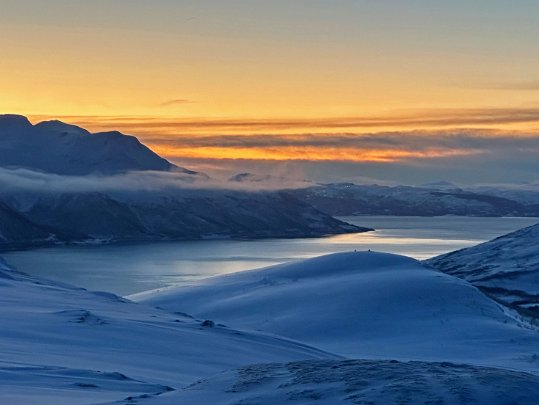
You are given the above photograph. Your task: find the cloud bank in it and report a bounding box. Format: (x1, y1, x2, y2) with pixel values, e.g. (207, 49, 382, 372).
(0, 168, 311, 195)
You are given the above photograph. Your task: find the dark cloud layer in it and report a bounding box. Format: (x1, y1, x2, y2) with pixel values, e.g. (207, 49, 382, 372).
(143, 131, 539, 151)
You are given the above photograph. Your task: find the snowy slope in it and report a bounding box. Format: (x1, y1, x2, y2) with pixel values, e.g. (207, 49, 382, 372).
(3, 251, 539, 404)
(0, 258, 334, 404)
(427, 222, 539, 318)
(133, 252, 539, 371)
(128, 359, 539, 405)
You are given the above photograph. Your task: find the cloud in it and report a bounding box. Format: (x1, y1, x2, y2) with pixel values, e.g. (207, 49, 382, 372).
(32, 107, 539, 136)
(159, 130, 539, 185)
(158, 99, 193, 107)
(464, 80, 539, 91)
(141, 130, 539, 165)
(0, 168, 311, 195)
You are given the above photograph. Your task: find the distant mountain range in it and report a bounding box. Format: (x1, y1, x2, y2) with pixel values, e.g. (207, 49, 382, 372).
(286, 182, 539, 217)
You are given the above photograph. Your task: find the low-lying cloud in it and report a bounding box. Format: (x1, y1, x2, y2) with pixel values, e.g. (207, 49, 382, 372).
(0, 168, 312, 195)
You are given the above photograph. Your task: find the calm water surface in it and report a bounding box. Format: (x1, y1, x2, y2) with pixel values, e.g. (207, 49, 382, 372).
(3, 216, 538, 295)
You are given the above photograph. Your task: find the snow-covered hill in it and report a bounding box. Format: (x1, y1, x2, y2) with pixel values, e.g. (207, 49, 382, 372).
(3, 250, 539, 404)
(426, 223, 539, 318)
(0, 258, 334, 404)
(129, 359, 539, 405)
(133, 252, 539, 371)
(0, 114, 189, 175)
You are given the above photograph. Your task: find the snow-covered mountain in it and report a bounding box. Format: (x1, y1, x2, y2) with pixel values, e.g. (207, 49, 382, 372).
(427, 222, 539, 318)
(288, 182, 539, 217)
(0, 190, 368, 247)
(0, 258, 333, 404)
(0, 114, 192, 175)
(133, 252, 539, 371)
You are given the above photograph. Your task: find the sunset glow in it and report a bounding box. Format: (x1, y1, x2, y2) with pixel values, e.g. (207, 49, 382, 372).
(150, 143, 482, 163)
(3, 1, 539, 183)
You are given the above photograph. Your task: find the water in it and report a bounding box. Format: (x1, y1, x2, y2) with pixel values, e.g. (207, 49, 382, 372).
(3, 216, 538, 296)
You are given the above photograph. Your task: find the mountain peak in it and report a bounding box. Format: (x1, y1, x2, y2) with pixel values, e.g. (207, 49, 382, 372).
(0, 114, 186, 175)
(34, 120, 90, 136)
(0, 114, 32, 130)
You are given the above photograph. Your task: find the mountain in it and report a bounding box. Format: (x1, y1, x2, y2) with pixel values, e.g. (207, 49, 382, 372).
(0, 115, 370, 245)
(132, 251, 539, 371)
(0, 257, 332, 404)
(120, 189, 368, 239)
(22, 192, 149, 241)
(0, 114, 191, 175)
(0, 201, 53, 246)
(426, 223, 539, 318)
(0, 190, 368, 247)
(288, 182, 539, 217)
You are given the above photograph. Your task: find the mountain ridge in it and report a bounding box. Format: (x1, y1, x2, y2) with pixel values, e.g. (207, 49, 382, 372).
(427, 222, 539, 318)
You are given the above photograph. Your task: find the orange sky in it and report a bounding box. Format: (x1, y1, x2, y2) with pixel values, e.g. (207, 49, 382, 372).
(2, 1, 539, 167)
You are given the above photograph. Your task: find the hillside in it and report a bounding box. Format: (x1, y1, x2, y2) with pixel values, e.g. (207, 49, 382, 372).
(133, 251, 539, 371)
(3, 251, 539, 403)
(0, 202, 53, 246)
(427, 222, 539, 318)
(0, 258, 333, 404)
(0, 191, 368, 247)
(132, 359, 539, 405)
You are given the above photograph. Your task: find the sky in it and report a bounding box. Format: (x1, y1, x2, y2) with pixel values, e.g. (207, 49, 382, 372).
(2, 0, 539, 184)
